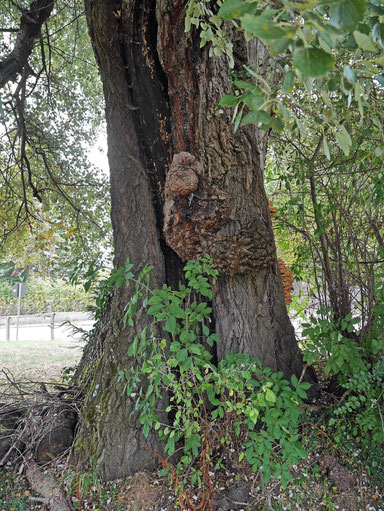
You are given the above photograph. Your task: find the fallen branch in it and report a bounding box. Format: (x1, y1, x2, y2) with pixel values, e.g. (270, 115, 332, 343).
(26, 460, 72, 511)
(0, 424, 27, 466)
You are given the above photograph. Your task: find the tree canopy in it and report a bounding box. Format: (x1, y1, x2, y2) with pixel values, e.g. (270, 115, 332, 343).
(0, 0, 110, 272)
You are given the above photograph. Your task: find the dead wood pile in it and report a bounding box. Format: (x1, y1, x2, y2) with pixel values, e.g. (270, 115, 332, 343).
(0, 369, 83, 510)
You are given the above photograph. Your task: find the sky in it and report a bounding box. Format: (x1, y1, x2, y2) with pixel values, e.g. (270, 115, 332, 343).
(88, 130, 109, 176)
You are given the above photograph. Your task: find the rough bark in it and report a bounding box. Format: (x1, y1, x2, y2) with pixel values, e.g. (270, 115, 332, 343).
(156, 1, 302, 377)
(74, 0, 305, 479)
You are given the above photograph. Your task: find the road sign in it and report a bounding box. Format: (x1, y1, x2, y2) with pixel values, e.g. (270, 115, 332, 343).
(12, 283, 27, 298)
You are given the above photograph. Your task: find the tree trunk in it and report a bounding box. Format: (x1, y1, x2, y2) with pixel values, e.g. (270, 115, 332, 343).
(74, 0, 304, 480)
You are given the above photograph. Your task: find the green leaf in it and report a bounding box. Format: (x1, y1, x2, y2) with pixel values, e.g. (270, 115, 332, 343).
(241, 110, 272, 128)
(218, 0, 254, 20)
(353, 30, 376, 50)
(168, 302, 185, 318)
(233, 109, 243, 132)
(240, 12, 287, 41)
(372, 23, 384, 47)
(127, 336, 138, 357)
(262, 464, 272, 483)
(281, 470, 293, 487)
(147, 295, 162, 305)
(181, 357, 193, 371)
(189, 344, 202, 355)
(269, 37, 291, 54)
(335, 125, 352, 155)
(296, 388, 307, 399)
(292, 47, 334, 77)
(343, 65, 356, 84)
(282, 70, 295, 93)
(377, 74, 384, 86)
(242, 92, 264, 110)
(219, 94, 239, 107)
(330, 0, 366, 32)
(295, 116, 306, 136)
(265, 389, 276, 403)
(234, 80, 262, 93)
(84, 280, 92, 292)
(291, 374, 298, 387)
(147, 303, 164, 315)
(165, 315, 177, 334)
(116, 276, 124, 288)
(176, 348, 188, 362)
(323, 135, 331, 160)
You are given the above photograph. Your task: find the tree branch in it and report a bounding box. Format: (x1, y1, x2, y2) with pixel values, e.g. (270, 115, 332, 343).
(0, 0, 55, 88)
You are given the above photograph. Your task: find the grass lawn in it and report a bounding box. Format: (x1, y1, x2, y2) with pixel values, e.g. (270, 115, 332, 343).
(0, 338, 85, 382)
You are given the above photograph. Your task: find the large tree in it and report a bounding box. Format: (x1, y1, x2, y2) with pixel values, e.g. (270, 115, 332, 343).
(0, 0, 303, 479)
(2, 0, 384, 483)
(72, 0, 303, 479)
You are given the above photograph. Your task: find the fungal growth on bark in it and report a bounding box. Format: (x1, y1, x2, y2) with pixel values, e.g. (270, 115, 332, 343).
(278, 258, 294, 304)
(268, 199, 294, 304)
(164, 151, 230, 268)
(164, 152, 277, 274)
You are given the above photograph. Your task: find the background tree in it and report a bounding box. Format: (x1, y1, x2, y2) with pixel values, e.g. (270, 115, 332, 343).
(268, 104, 384, 333)
(0, 0, 111, 272)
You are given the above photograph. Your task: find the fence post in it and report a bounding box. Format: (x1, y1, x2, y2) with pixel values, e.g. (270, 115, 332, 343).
(6, 316, 10, 341)
(50, 312, 55, 341)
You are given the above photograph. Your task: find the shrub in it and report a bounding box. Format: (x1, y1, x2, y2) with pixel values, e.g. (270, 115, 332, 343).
(117, 255, 310, 502)
(0, 275, 94, 315)
(301, 299, 384, 453)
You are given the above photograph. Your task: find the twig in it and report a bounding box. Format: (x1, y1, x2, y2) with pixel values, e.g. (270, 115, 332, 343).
(297, 364, 308, 386)
(0, 423, 27, 466)
(377, 403, 384, 436)
(29, 496, 49, 503)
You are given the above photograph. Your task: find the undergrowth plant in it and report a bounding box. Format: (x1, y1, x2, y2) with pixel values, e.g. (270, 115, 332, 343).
(301, 284, 384, 455)
(302, 310, 366, 382)
(61, 457, 102, 509)
(116, 255, 310, 506)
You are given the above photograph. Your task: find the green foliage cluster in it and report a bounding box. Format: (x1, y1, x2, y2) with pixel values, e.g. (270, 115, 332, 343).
(62, 457, 102, 505)
(329, 359, 384, 447)
(187, 0, 384, 155)
(0, 469, 31, 511)
(69, 254, 121, 321)
(116, 256, 310, 491)
(301, 295, 384, 452)
(0, 0, 111, 270)
(302, 311, 366, 380)
(0, 276, 94, 315)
